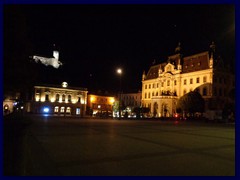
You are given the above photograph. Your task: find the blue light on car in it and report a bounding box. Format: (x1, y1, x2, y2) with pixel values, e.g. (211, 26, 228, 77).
(43, 107, 50, 113)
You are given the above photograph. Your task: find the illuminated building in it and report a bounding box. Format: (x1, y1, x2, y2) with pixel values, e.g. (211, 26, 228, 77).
(28, 82, 88, 116)
(142, 43, 235, 117)
(3, 92, 21, 115)
(120, 91, 142, 117)
(87, 94, 115, 117)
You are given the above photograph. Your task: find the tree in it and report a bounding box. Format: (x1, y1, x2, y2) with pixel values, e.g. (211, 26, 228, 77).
(177, 91, 205, 116)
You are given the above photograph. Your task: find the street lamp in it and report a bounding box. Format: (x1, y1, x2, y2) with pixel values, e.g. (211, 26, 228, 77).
(117, 68, 122, 119)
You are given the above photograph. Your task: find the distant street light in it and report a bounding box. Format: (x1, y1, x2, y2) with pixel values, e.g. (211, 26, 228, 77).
(117, 68, 122, 75)
(117, 68, 122, 119)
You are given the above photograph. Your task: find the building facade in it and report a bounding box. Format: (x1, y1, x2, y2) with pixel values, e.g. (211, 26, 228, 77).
(121, 91, 142, 108)
(3, 92, 21, 115)
(87, 94, 115, 117)
(27, 82, 88, 116)
(142, 44, 235, 117)
(120, 91, 142, 117)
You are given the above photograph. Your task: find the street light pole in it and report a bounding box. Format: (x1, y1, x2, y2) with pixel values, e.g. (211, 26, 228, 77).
(117, 68, 122, 119)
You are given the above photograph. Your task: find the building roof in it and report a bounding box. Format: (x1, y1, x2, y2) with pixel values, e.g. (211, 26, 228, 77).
(34, 84, 88, 91)
(182, 51, 209, 73)
(146, 64, 161, 80)
(145, 51, 210, 80)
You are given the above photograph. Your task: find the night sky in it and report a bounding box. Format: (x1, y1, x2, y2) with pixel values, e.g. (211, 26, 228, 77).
(4, 4, 235, 94)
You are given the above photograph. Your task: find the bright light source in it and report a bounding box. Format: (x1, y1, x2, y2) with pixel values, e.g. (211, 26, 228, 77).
(43, 107, 50, 113)
(62, 82, 68, 88)
(90, 97, 95, 102)
(109, 98, 115, 104)
(117, 68, 122, 75)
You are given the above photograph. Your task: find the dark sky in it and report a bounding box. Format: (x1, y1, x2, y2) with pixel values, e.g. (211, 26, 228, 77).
(4, 4, 235, 94)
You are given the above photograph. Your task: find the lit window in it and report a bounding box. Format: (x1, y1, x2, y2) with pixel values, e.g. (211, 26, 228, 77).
(76, 108, 80, 115)
(54, 106, 59, 113)
(60, 107, 65, 113)
(66, 107, 71, 113)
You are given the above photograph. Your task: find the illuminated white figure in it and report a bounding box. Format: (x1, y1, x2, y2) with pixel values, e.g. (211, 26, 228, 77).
(32, 50, 62, 68)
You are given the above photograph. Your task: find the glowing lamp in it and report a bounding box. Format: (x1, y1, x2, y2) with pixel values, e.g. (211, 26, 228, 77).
(62, 82, 68, 88)
(43, 107, 50, 113)
(117, 68, 122, 75)
(109, 98, 115, 104)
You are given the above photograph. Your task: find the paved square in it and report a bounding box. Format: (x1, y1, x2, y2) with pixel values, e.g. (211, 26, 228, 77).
(20, 116, 235, 176)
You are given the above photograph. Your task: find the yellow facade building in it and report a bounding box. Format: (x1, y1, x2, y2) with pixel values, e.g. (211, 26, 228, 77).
(87, 94, 115, 117)
(142, 44, 235, 117)
(28, 82, 88, 116)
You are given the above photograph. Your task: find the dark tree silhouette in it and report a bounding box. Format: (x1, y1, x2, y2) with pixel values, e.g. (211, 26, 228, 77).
(177, 91, 205, 116)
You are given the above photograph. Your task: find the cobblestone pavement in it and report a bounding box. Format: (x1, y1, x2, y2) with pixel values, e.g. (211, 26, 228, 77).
(6, 115, 235, 176)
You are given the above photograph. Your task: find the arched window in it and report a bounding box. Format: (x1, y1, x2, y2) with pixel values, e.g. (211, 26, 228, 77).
(56, 94, 60, 102)
(68, 95, 71, 102)
(62, 94, 65, 102)
(45, 94, 49, 101)
(203, 87, 207, 96)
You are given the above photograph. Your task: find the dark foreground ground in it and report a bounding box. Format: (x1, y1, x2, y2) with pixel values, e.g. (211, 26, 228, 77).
(3, 114, 235, 176)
